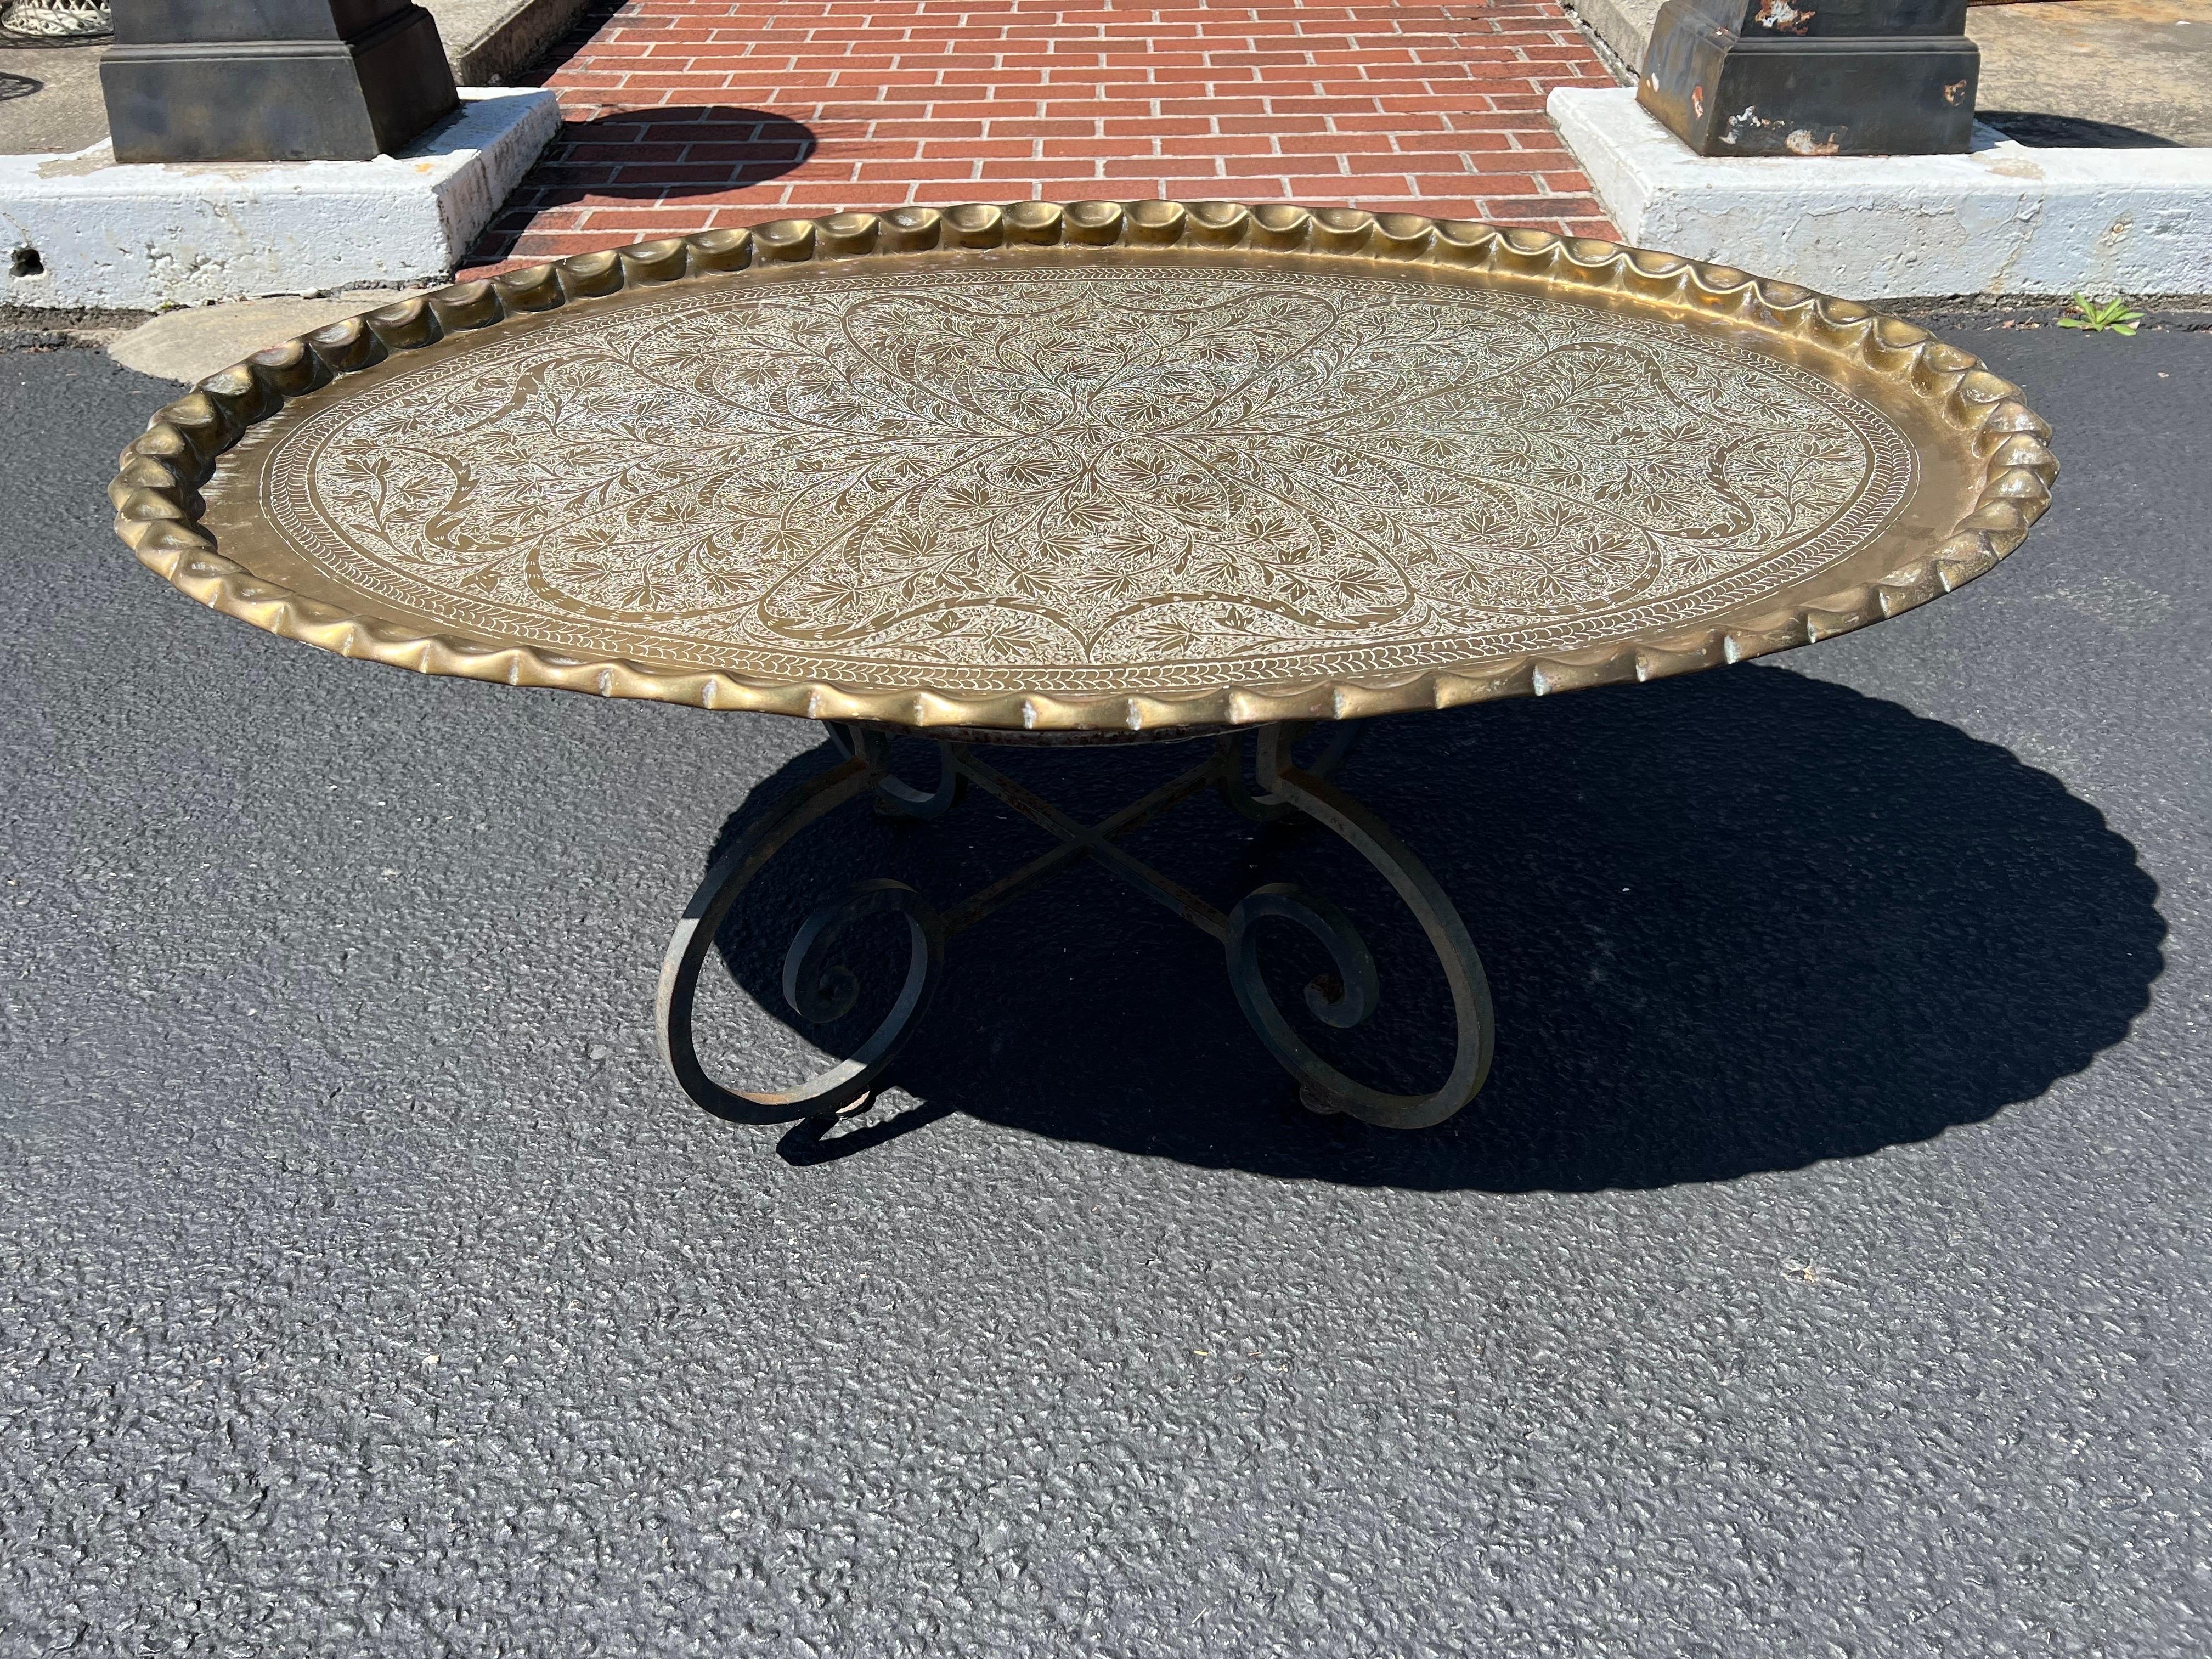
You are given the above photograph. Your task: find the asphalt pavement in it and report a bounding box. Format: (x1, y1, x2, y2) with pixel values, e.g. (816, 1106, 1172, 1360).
(2, 321, 2207, 1655)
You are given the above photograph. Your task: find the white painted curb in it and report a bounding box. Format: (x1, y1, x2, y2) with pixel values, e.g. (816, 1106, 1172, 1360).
(1550, 87, 2212, 297)
(1, 88, 561, 311)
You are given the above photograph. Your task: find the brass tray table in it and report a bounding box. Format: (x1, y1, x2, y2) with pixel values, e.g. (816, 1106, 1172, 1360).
(109, 202, 2057, 1132)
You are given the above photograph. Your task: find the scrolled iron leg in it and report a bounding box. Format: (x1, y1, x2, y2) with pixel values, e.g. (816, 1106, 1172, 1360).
(1217, 719, 1364, 823)
(657, 729, 947, 1123)
(1224, 724, 1494, 1130)
(826, 721, 967, 820)
(664, 717, 1488, 1138)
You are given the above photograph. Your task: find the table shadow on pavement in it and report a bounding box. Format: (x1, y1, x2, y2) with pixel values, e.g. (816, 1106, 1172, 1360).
(699, 664, 2163, 1192)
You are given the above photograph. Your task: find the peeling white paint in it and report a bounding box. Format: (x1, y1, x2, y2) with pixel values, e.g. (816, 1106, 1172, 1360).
(0, 89, 557, 309)
(1550, 87, 2212, 296)
(1784, 129, 1842, 157)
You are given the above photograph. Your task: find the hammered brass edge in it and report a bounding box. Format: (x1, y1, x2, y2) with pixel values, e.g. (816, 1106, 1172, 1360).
(109, 202, 2059, 732)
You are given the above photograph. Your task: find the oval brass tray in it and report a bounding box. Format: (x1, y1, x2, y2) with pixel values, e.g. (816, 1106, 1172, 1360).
(109, 202, 2056, 733)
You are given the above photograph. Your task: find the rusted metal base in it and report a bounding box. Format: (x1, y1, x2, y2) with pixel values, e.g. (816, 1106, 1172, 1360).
(1637, 0, 1979, 156)
(656, 722, 1496, 1135)
(101, 0, 460, 164)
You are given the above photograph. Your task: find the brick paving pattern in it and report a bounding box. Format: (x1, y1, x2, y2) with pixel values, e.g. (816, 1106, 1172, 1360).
(466, 0, 1618, 270)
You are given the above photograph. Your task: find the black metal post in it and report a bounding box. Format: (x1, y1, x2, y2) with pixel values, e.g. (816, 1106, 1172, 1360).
(1638, 0, 1979, 155)
(101, 0, 459, 163)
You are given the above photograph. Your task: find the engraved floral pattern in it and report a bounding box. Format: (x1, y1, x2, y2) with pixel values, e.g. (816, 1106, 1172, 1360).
(258, 265, 1915, 693)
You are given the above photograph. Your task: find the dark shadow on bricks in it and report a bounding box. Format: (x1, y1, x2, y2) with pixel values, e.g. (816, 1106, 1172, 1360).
(693, 664, 2165, 1192)
(469, 105, 817, 263)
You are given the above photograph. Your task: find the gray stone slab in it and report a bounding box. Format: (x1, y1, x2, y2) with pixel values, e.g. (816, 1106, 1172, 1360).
(1972, 0, 2212, 145)
(433, 0, 590, 85)
(1571, 0, 1668, 72)
(1, 323, 2208, 1654)
(0, 39, 109, 155)
(103, 287, 428, 380)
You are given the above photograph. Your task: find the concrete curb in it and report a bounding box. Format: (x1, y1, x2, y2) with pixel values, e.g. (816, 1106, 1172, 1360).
(1563, 0, 1660, 77)
(442, 0, 596, 86)
(1550, 87, 2212, 297)
(103, 290, 435, 382)
(0, 88, 558, 309)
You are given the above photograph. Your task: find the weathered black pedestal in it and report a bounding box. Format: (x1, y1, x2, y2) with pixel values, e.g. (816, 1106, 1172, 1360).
(1638, 0, 1979, 156)
(102, 0, 460, 163)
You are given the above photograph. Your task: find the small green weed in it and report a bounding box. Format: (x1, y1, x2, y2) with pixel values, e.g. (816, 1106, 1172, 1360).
(2057, 292, 2144, 335)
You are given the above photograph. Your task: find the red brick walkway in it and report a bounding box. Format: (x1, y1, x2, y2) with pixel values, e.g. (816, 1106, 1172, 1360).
(465, 0, 1618, 271)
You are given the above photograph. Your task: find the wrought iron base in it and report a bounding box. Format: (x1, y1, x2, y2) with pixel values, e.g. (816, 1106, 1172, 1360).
(656, 722, 1494, 1133)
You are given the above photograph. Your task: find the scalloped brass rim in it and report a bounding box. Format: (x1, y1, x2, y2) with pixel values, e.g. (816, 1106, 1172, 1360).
(108, 201, 2058, 732)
